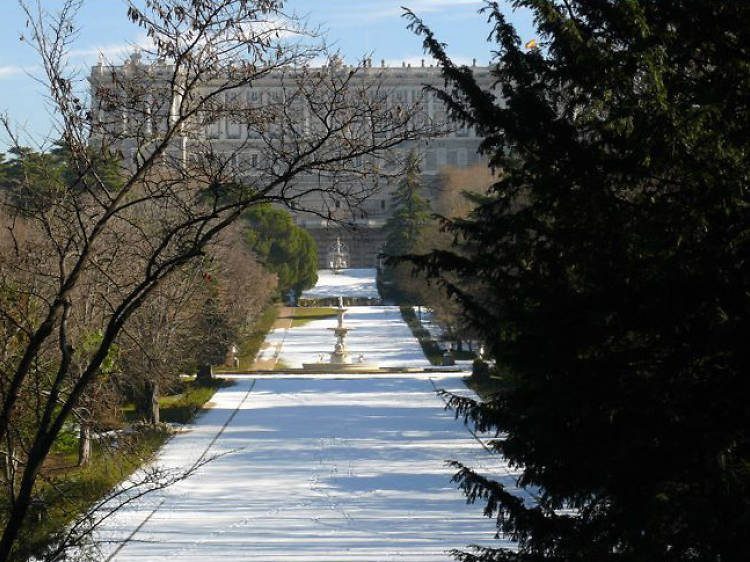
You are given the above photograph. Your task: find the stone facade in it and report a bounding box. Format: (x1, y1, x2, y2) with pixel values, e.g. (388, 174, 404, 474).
(89, 56, 493, 267)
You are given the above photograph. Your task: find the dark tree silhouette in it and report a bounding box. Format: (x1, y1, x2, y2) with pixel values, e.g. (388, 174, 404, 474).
(404, 1, 750, 560)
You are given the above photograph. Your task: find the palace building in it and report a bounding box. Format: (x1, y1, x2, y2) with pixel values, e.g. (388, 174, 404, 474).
(89, 55, 494, 267)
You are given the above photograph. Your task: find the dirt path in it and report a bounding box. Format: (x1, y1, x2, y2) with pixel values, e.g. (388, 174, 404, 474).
(250, 307, 293, 370)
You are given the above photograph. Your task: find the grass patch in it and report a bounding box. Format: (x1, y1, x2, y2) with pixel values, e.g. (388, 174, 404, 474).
(286, 306, 338, 327)
(159, 378, 231, 424)
(236, 305, 279, 368)
(464, 372, 506, 400)
(13, 378, 229, 559)
(400, 306, 443, 365)
(14, 425, 171, 561)
(122, 378, 232, 424)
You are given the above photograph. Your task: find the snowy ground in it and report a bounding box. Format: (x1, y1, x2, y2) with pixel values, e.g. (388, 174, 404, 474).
(300, 269, 379, 300)
(89, 270, 515, 560)
(263, 305, 431, 369)
(92, 375, 516, 561)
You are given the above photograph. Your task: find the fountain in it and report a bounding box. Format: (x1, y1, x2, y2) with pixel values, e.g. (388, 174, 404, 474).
(299, 237, 379, 371)
(301, 296, 378, 372)
(327, 237, 349, 272)
(330, 297, 352, 363)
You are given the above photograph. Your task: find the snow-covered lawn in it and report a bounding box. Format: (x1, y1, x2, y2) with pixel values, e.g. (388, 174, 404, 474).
(93, 375, 514, 561)
(264, 305, 431, 369)
(90, 270, 514, 560)
(300, 269, 379, 300)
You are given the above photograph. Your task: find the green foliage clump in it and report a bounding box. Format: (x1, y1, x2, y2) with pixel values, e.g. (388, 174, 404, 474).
(241, 204, 318, 298)
(0, 143, 122, 212)
(406, 1, 750, 560)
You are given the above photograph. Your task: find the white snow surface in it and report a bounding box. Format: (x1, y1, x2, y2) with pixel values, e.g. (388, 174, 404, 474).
(300, 269, 379, 300)
(93, 375, 516, 561)
(267, 305, 431, 369)
(89, 270, 515, 560)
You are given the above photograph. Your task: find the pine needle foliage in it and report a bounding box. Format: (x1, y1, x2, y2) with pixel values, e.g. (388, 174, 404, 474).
(384, 151, 432, 258)
(241, 203, 318, 298)
(404, 1, 750, 560)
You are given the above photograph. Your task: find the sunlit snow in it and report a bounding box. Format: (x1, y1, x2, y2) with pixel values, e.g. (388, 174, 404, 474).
(266, 305, 431, 368)
(300, 268, 379, 300)
(90, 270, 515, 561)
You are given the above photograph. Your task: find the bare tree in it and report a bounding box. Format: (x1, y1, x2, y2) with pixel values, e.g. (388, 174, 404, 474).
(0, 0, 429, 557)
(415, 163, 495, 350)
(118, 225, 275, 425)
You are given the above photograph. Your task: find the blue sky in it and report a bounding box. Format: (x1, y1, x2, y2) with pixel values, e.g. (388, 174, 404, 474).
(0, 1, 534, 151)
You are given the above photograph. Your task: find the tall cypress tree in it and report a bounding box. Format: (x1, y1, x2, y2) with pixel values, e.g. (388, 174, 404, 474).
(404, 2, 750, 560)
(384, 150, 431, 257)
(382, 151, 432, 303)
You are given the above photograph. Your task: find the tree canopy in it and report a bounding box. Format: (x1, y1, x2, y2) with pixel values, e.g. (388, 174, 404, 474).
(383, 151, 432, 258)
(241, 203, 318, 298)
(405, 1, 750, 560)
(0, 0, 425, 555)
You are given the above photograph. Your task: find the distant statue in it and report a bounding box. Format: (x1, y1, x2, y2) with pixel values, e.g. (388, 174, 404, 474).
(328, 237, 349, 271)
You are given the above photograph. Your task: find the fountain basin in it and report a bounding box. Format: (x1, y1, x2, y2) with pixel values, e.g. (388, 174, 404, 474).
(301, 361, 380, 372)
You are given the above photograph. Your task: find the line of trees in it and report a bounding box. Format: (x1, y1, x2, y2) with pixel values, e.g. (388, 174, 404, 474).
(0, 0, 429, 557)
(403, 1, 750, 560)
(381, 153, 492, 350)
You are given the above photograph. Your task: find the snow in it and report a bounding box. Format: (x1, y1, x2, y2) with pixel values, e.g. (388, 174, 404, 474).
(93, 375, 515, 561)
(89, 269, 515, 560)
(300, 269, 379, 300)
(265, 305, 431, 369)
(419, 308, 444, 343)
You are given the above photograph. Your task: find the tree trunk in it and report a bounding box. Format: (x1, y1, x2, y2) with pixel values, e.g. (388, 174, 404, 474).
(197, 364, 213, 383)
(3, 436, 17, 500)
(78, 424, 91, 466)
(148, 381, 160, 424)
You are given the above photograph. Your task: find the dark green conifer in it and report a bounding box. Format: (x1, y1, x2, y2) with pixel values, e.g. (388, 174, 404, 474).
(382, 151, 432, 303)
(404, 1, 750, 560)
(242, 203, 318, 298)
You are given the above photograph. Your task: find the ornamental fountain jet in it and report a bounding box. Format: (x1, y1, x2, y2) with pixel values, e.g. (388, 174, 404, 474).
(302, 296, 377, 371)
(329, 296, 352, 364)
(301, 238, 377, 371)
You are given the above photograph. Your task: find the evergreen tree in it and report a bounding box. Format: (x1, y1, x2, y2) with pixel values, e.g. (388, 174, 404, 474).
(404, 2, 750, 560)
(0, 143, 122, 211)
(384, 151, 431, 257)
(382, 151, 432, 303)
(242, 203, 318, 298)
